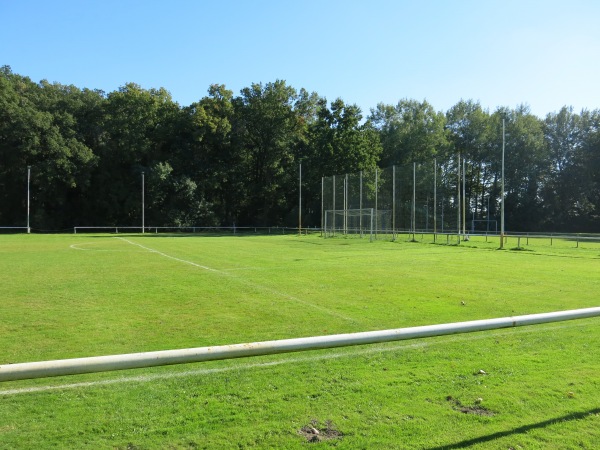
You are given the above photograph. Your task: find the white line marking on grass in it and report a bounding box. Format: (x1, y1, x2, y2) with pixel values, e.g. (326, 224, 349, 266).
(116, 237, 219, 272)
(116, 237, 358, 323)
(69, 242, 147, 252)
(0, 321, 584, 396)
(70, 243, 91, 250)
(0, 341, 438, 396)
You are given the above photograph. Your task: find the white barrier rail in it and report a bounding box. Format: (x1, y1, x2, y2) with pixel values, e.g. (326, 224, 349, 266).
(2, 307, 600, 382)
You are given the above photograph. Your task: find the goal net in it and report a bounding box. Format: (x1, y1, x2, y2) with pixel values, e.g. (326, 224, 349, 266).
(324, 208, 393, 240)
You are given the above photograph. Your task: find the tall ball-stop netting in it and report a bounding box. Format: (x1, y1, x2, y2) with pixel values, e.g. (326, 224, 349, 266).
(321, 161, 462, 240)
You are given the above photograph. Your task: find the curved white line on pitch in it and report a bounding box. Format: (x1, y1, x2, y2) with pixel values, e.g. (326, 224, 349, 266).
(115, 237, 358, 323)
(70, 242, 94, 250)
(69, 242, 146, 252)
(0, 321, 582, 396)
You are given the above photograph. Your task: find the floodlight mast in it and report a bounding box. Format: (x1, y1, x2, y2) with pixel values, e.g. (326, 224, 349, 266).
(359, 171, 363, 236)
(412, 162, 416, 240)
(142, 171, 145, 234)
(462, 157, 466, 239)
(298, 163, 302, 235)
(27, 166, 31, 234)
(375, 168, 379, 239)
(392, 165, 396, 240)
(457, 153, 461, 243)
(332, 175, 336, 237)
(500, 119, 505, 249)
(433, 159, 437, 242)
(320, 176, 324, 237)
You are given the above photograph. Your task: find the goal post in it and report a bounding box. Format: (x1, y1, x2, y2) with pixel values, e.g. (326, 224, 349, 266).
(324, 208, 393, 241)
(324, 208, 374, 241)
(470, 219, 498, 234)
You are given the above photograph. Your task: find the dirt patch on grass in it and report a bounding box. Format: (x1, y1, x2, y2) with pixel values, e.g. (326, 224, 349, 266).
(446, 395, 495, 417)
(457, 404, 495, 416)
(298, 419, 344, 443)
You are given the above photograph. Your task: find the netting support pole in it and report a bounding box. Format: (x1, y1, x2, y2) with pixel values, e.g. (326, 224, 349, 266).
(462, 157, 467, 239)
(370, 208, 374, 242)
(375, 168, 379, 240)
(412, 162, 416, 241)
(457, 153, 461, 245)
(332, 175, 336, 237)
(360, 171, 363, 238)
(500, 118, 506, 249)
(393, 165, 396, 241)
(141, 171, 145, 234)
(433, 159, 437, 243)
(27, 166, 31, 234)
(299, 163, 302, 236)
(321, 176, 324, 237)
(344, 174, 348, 235)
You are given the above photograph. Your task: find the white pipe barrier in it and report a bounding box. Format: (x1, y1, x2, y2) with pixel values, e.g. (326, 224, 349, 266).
(2, 307, 600, 382)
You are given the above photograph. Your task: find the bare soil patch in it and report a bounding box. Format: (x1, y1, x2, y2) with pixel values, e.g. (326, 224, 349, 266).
(446, 395, 495, 417)
(298, 419, 344, 443)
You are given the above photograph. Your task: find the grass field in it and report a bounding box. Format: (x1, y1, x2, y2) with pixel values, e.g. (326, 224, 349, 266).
(1, 232, 600, 449)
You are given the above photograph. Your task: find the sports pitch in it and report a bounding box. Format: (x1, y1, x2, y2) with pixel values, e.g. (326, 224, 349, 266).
(1, 233, 600, 448)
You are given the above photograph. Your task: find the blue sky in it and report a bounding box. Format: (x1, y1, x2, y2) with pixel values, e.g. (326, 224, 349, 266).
(2, 0, 599, 118)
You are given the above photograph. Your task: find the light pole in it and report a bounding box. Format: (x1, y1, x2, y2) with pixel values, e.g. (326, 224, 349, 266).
(433, 159, 437, 241)
(500, 119, 505, 248)
(486, 194, 490, 234)
(462, 156, 466, 239)
(141, 171, 145, 234)
(27, 166, 31, 234)
(457, 153, 461, 243)
(441, 197, 444, 234)
(298, 162, 302, 235)
(412, 163, 416, 240)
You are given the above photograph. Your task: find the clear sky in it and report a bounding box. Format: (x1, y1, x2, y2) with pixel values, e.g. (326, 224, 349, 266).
(2, 0, 599, 118)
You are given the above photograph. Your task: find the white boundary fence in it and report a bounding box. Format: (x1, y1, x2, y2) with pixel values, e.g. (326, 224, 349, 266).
(1, 307, 599, 382)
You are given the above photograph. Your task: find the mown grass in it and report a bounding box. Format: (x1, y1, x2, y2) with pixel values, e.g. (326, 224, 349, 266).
(1, 233, 600, 449)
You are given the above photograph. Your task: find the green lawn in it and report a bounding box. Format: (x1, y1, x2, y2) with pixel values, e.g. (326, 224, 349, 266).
(1, 233, 600, 449)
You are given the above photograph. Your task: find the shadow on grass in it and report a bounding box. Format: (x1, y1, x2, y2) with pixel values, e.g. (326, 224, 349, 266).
(427, 408, 600, 450)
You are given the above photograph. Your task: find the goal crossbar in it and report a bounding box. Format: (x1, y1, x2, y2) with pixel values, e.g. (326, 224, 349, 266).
(324, 208, 374, 240)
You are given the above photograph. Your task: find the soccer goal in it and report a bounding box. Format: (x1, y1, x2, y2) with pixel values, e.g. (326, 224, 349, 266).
(324, 208, 394, 241)
(324, 208, 373, 240)
(470, 219, 498, 234)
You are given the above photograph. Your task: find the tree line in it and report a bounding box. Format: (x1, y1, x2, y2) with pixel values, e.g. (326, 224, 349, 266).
(1, 66, 599, 232)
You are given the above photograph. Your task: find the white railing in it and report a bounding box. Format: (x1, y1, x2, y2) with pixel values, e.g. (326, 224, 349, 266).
(2, 307, 599, 382)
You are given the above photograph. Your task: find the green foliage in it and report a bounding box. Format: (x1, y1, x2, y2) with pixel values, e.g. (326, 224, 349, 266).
(371, 99, 447, 166)
(0, 67, 97, 228)
(308, 98, 382, 175)
(232, 80, 303, 225)
(1, 66, 599, 231)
